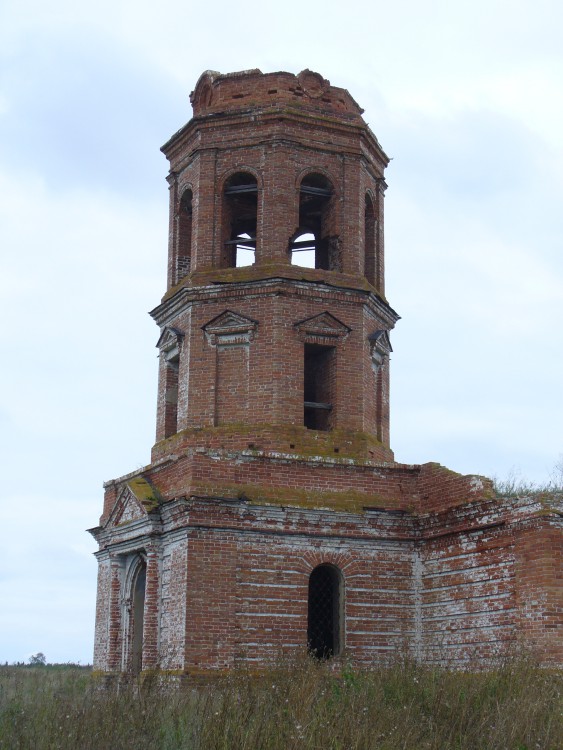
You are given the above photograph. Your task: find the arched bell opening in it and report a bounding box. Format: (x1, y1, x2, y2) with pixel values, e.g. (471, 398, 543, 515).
(176, 188, 193, 283)
(364, 192, 376, 287)
(291, 173, 340, 271)
(222, 172, 258, 268)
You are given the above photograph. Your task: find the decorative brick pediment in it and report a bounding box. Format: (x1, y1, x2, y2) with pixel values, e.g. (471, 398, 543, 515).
(156, 326, 184, 361)
(106, 476, 161, 528)
(368, 330, 392, 370)
(203, 310, 258, 346)
(294, 312, 351, 344)
(108, 488, 145, 527)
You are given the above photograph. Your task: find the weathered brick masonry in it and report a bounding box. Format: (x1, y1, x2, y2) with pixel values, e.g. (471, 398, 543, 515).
(90, 69, 563, 674)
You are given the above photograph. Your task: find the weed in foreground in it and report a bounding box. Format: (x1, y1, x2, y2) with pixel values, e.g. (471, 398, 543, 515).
(0, 655, 561, 749)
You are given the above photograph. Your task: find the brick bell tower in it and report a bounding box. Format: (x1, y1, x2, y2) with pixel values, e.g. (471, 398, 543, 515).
(90, 70, 563, 674)
(154, 67, 396, 462)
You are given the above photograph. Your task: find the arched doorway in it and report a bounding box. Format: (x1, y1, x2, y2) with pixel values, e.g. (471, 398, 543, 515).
(307, 564, 343, 658)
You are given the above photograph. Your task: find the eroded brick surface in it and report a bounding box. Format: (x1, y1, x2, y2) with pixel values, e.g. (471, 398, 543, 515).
(90, 69, 562, 674)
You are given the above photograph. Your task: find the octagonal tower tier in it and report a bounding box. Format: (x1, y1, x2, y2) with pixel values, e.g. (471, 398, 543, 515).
(152, 68, 398, 463)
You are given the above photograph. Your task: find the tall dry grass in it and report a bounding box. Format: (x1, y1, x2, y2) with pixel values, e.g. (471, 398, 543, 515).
(0, 654, 561, 749)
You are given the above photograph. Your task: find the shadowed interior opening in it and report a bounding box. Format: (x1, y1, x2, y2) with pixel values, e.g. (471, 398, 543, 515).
(223, 172, 258, 268)
(307, 564, 342, 659)
(131, 561, 146, 674)
(304, 343, 334, 431)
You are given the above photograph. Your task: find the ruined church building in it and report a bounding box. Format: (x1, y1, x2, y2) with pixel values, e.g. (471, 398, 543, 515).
(90, 69, 562, 674)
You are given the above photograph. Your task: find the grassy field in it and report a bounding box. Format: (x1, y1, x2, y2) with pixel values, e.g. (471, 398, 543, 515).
(0, 655, 561, 749)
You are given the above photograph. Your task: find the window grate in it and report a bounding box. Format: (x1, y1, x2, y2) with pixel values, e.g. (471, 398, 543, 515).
(307, 565, 341, 659)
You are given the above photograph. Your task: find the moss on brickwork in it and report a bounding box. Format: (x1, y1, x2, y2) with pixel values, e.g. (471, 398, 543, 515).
(423, 461, 456, 474)
(162, 263, 384, 303)
(193, 481, 406, 513)
(533, 493, 563, 515)
(153, 424, 391, 464)
(126, 476, 162, 511)
(532, 509, 563, 518)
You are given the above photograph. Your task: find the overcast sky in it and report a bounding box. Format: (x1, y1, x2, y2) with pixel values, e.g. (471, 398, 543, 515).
(1, 0, 561, 664)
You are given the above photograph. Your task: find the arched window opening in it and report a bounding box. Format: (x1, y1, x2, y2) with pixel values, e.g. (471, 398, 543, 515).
(291, 174, 339, 271)
(176, 189, 193, 282)
(304, 343, 335, 431)
(131, 560, 146, 674)
(222, 173, 258, 268)
(364, 193, 376, 286)
(307, 564, 343, 659)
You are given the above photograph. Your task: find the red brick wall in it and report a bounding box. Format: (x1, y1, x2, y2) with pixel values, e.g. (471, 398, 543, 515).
(94, 488, 563, 672)
(514, 519, 563, 663)
(91, 70, 562, 674)
(151, 282, 395, 457)
(420, 528, 517, 664)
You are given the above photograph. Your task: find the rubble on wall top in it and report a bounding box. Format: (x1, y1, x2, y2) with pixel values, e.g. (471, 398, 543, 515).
(189, 68, 365, 121)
